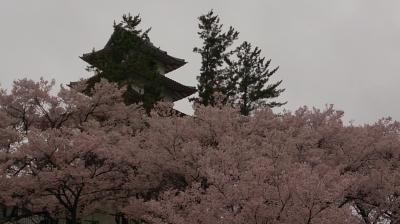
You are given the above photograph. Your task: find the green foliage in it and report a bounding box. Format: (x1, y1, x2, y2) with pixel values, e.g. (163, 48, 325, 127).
(117, 13, 152, 41)
(225, 41, 286, 115)
(193, 10, 285, 115)
(191, 10, 239, 107)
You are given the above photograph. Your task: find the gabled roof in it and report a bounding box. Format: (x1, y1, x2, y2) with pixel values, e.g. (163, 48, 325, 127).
(81, 27, 187, 74)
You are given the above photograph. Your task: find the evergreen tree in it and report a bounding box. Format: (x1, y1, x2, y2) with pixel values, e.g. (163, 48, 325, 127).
(226, 41, 286, 115)
(191, 10, 239, 106)
(192, 10, 285, 114)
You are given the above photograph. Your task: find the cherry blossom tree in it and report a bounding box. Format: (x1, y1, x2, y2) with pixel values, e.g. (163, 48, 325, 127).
(120, 105, 355, 224)
(338, 118, 400, 224)
(122, 104, 400, 224)
(2, 78, 400, 224)
(0, 78, 146, 224)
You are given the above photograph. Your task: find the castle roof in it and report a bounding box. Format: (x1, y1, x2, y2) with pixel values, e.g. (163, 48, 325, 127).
(69, 75, 196, 102)
(81, 27, 187, 74)
(76, 25, 196, 105)
(159, 75, 196, 101)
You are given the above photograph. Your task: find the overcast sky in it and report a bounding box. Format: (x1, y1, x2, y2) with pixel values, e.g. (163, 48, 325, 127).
(1, 0, 399, 124)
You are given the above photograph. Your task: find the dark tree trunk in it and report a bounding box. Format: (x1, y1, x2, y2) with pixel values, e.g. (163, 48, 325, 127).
(66, 209, 79, 224)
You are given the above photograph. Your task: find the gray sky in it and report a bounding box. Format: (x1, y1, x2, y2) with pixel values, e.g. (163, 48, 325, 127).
(1, 0, 399, 124)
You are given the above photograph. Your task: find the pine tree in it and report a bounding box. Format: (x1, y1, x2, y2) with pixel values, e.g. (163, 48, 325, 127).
(226, 41, 285, 115)
(191, 10, 239, 106)
(192, 11, 285, 114)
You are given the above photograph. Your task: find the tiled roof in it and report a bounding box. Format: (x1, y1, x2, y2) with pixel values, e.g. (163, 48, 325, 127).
(81, 28, 186, 74)
(160, 75, 196, 101)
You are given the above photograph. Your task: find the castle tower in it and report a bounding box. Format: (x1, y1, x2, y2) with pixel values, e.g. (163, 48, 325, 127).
(72, 19, 196, 112)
